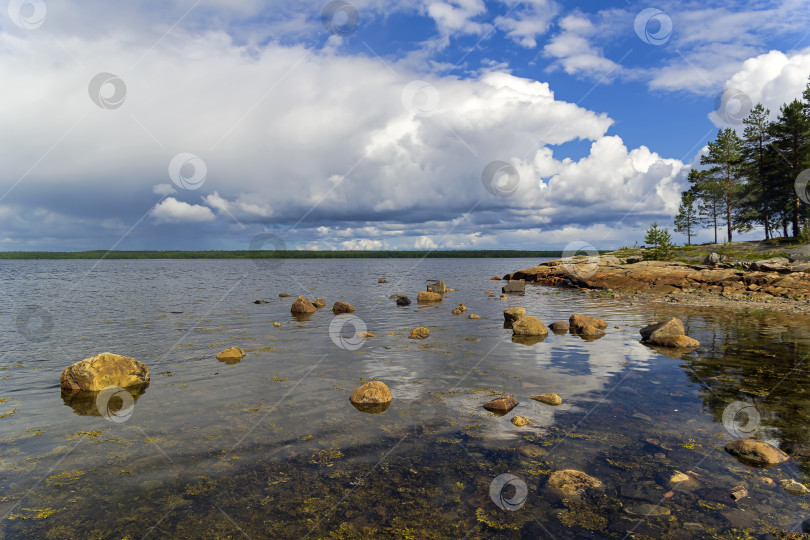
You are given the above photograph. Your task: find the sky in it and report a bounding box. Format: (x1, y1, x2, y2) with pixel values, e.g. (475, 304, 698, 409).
(1, 0, 810, 252)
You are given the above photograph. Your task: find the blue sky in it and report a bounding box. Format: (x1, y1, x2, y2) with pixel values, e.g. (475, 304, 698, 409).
(1, 0, 809, 251)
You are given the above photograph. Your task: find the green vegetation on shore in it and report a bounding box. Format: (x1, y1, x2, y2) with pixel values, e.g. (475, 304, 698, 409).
(0, 249, 568, 260)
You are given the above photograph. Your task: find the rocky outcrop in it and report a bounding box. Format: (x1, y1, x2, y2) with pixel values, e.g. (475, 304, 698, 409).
(507, 255, 810, 301)
(291, 296, 317, 314)
(512, 316, 548, 337)
(724, 438, 789, 467)
(60, 353, 150, 391)
(332, 301, 356, 314)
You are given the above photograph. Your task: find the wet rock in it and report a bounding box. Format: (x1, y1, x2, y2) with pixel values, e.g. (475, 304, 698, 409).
(569, 314, 607, 332)
(530, 393, 562, 406)
(668, 471, 700, 492)
(721, 509, 756, 529)
(290, 296, 317, 314)
(279, 293, 290, 297)
(729, 485, 748, 500)
(349, 381, 392, 414)
(378, 278, 387, 283)
(456, 303, 467, 312)
(426, 281, 446, 295)
(60, 352, 150, 391)
(624, 503, 670, 517)
(757, 476, 776, 488)
(619, 482, 662, 502)
(650, 335, 700, 348)
(547, 469, 602, 498)
(724, 438, 789, 467)
(273, 322, 281, 327)
(502, 280, 526, 293)
(491, 276, 502, 281)
(357, 331, 374, 339)
(482, 396, 518, 414)
(640, 318, 685, 342)
(332, 301, 356, 314)
(486, 291, 495, 296)
(417, 291, 442, 303)
(313, 298, 326, 309)
(549, 321, 569, 333)
(468, 314, 480, 319)
(503, 307, 526, 324)
(803, 517, 810, 533)
(254, 300, 270, 304)
(499, 295, 507, 300)
(396, 296, 411, 306)
(512, 316, 548, 337)
(511, 416, 530, 427)
(409, 327, 430, 340)
(451, 307, 463, 315)
(781, 479, 809, 496)
(573, 323, 606, 338)
(216, 346, 245, 361)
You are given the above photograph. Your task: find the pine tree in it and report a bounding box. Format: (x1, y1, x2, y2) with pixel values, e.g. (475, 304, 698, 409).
(643, 221, 674, 260)
(740, 104, 775, 239)
(674, 190, 698, 245)
(769, 99, 810, 237)
(700, 128, 744, 242)
(689, 168, 723, 243)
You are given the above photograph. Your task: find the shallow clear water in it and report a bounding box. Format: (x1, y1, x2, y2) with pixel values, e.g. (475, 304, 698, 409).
(2, 258, 810, 538)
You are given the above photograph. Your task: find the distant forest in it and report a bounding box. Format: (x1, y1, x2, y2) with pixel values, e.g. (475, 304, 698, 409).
(0, 250, 569, 260)
(674, 78, 810, 244)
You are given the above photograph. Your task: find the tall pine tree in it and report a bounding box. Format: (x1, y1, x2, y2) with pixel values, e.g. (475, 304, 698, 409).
(699, 129, 744, 243)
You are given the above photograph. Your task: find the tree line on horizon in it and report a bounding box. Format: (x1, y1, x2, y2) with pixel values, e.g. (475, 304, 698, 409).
(674, 78, 810, 244)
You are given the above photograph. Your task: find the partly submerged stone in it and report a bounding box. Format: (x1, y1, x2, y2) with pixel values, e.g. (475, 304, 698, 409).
(781, 479, 810, 496)
(549, 321, 569, 333)
(290, 296, 317, 314)
(503, 307, 526, 324)
(483, 396, 518, 415)
(417, 291, 442, 303)
(569, 314, 607, 332)
(332, 301, 356, 314)
(511, 416, 531, 427)
(216, 346, 245, 362)
(409, 327, 430, 339)
(468, 314, 481, 320)
(349, 381, 392, 414)
(530, 393, 562, 406)
(60, 352, 150, 392)
(640, 318, 685, 342)
(312, 297, 326, 308)
(724, 438, 789, 467)
(512, 316, 548, 337)
(426, 281, 446, 295)
(396, 295, 411, 306)
(650, 335, 700, 349)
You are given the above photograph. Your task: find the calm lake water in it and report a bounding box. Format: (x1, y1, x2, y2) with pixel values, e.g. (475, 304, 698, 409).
(2, 258, 810, 539)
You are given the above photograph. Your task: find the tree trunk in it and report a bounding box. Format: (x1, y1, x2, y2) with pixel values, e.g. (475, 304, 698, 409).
(783, 219, 788, 238)
(793, 196, 801, 237)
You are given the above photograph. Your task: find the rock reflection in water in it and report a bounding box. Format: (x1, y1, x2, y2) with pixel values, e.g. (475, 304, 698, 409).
(61, 383, 149, 418)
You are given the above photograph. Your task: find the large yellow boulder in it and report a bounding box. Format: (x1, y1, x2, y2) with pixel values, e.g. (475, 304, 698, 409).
(60, 353, 150, 391)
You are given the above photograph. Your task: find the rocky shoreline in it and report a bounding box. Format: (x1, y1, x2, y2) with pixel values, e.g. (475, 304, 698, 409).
(504, 254, 810, 314)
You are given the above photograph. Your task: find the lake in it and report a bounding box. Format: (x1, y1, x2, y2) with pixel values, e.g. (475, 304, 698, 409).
(1, 258, 809, 538)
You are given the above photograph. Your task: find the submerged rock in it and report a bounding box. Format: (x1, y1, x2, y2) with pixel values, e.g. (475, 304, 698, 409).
(650, 335, 700, 349)
(60, 352, 150, 391)
(216, 346, 245, 362)
(451, 307, 463, 315)
(254, 300, 270, 304)
(512, 316, 548, 337)
(409, 327, 430, 339)
(332, 301, 355, 314)
(519, 445, 548, 459)
(290, 296, 317, 314)
(417, 291, 442, 303)
(511, 416, 530, 427)
(503, 307, 526, 324)
(456, 303, 467, 312)
(396, 295, 411, 306)
(491, 276, 502, 281)
(724, 438, 789, 467)
(468, 314, 481, 319)
(624, 503, 670, 517)
(781, 479, 809, 496)
(278, 293, 290, 297)
(273, 322, 282, 327)
(482, 396, 518, 414)
(349, 381, 392, 414)
(530, 393, 562, 406)
(547, 469, 602, 498)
